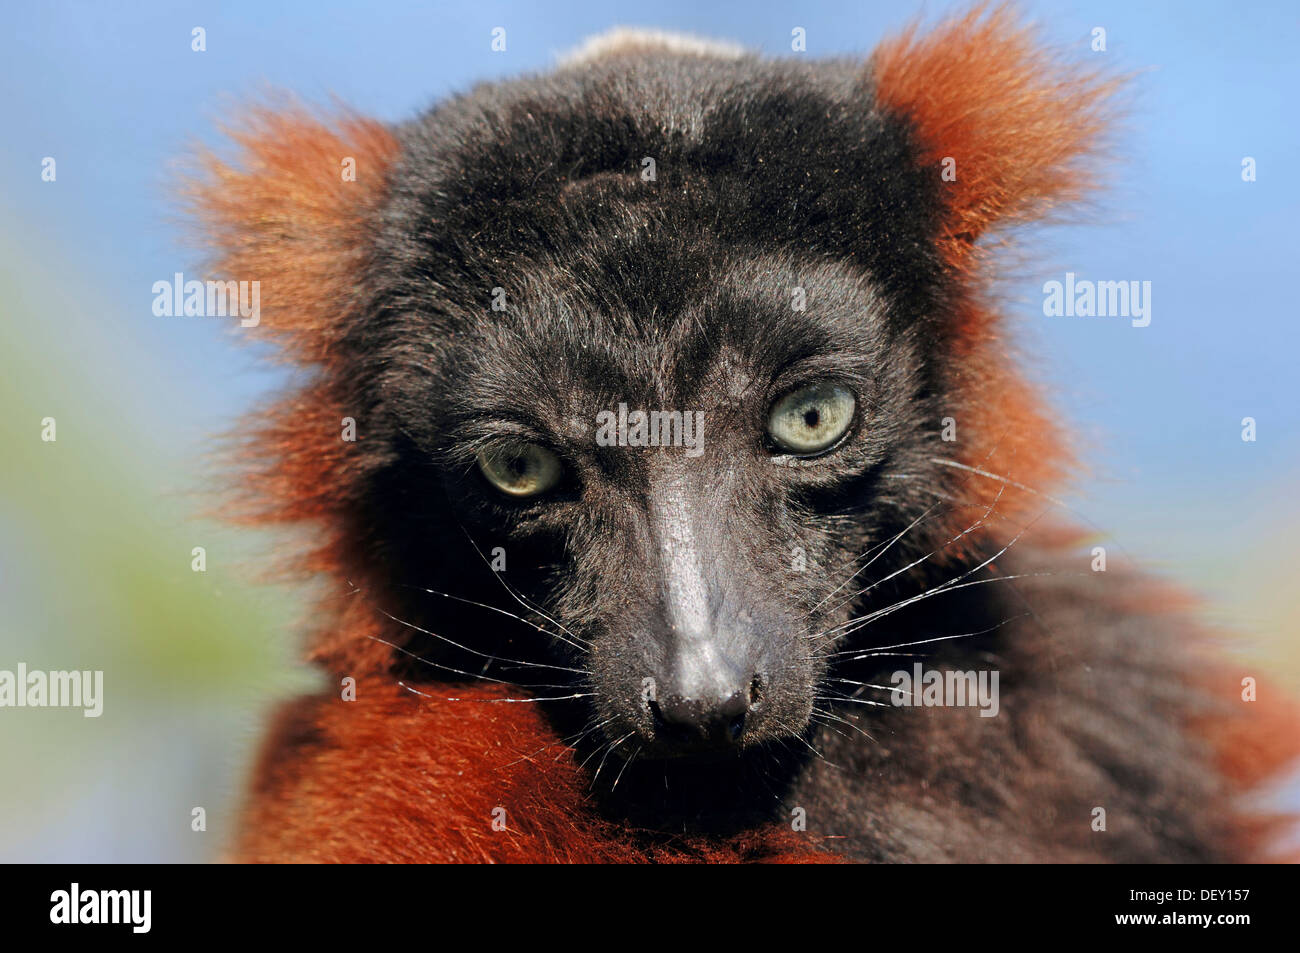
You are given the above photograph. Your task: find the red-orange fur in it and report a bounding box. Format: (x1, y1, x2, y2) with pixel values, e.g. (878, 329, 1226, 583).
(1195, 665, 1300, 862)
(198, 7, 1298, 863)
(237, 683, 833, 863)
(872, 5, 1121, 538)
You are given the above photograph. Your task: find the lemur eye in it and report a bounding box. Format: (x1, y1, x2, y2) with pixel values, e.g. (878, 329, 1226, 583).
(767, 382, 856, 456)
(477, 442, 563, 497)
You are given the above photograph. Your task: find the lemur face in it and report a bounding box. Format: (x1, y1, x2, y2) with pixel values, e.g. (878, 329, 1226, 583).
(357, 56, 956, 757)
(195, 18, 1108, 766)
(395, 247, 940, 756)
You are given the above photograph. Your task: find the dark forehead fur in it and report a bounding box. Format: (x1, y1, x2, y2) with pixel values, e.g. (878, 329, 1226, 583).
(351, 53, 946, 371)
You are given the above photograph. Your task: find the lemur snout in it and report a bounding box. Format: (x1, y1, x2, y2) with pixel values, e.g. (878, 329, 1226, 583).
(647, 670, 764, 751)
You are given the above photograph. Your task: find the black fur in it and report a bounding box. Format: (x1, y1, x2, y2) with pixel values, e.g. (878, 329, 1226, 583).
(321, 49, 1232, 860)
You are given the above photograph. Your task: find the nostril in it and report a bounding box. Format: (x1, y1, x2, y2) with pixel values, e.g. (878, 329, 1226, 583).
(648, 699, 679, 739)
(651, 686, 753, 748)
(748, 674, 764, 709)
(648, 698, 700, 745)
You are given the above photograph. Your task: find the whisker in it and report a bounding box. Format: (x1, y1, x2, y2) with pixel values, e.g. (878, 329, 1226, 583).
(836, 570, 1067, 644)
(819, 482, 1008, 622)
(365, 632, 574, 689)
(816, 502, 1053, 644)
(811, 432, 1020, 616)
(395, 673, 594, 703)
(589, 731, 636, 789)
(929, 457, 1069, 509)
(814, 694, 891, 708)
(611, 744, 642, 791)
(808, 496, 956, 614)
(810, 706, 877, 743)
(827, 678, 913, 698)
(826, 612, 1029, 660)
(457, 524, 592, 649)
(397, 582, 589, 659)
(557, 716, 617, 753)
(369, 601, 589, 676)
(773, 719, 833, 764)
(501, 715, 616, 768)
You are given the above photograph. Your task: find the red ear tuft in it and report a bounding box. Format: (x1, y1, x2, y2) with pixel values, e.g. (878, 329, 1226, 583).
(181, 105, 400, 363)
(183, 105, 404, 671)
(871, 3, 1120, 277)
(866, 6, 1123, 534)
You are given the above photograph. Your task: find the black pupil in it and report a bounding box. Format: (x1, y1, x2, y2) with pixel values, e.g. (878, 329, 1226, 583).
(507, 455, 529, 479)
(803, 408, 820, 428)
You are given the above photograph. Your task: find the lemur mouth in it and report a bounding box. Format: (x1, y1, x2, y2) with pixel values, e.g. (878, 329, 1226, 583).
(646, 695, 750, 754)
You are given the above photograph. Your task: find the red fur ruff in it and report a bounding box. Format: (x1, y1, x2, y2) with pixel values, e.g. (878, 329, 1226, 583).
(236, 682, 832, 863)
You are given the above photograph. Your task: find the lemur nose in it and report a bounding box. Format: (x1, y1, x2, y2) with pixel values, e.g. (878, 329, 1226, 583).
(650, 678, 760, 748)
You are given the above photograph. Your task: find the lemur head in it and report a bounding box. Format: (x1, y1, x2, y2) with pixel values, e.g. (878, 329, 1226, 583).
(193, 8, 1114, 760)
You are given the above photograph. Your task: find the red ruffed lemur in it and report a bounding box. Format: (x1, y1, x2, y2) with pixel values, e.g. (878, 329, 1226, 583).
(189, 6, 1298, 862)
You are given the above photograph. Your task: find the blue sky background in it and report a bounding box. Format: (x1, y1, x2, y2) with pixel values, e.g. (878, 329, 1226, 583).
(5, 0, 1299, 550)
(2, 1, 1298, 859)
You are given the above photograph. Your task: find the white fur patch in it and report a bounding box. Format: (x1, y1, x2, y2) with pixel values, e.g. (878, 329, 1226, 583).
(558, 27, 748, 67)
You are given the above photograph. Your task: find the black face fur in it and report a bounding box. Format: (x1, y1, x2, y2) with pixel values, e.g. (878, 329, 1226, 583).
(336, 52, 980, 771)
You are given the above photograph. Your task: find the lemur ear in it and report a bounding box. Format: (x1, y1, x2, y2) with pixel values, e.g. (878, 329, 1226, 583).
(184, 106, 401, 643)
(865, 6, 1122, 540)
(871, 4, 1120, 276)
(182, 104, 400, 362)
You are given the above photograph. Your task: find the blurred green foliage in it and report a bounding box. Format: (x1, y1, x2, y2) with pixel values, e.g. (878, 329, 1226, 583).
(0, 241, 316, 861)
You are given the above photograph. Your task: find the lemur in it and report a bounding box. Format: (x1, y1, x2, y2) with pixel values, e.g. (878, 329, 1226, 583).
(189, 6, 1298, 862)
